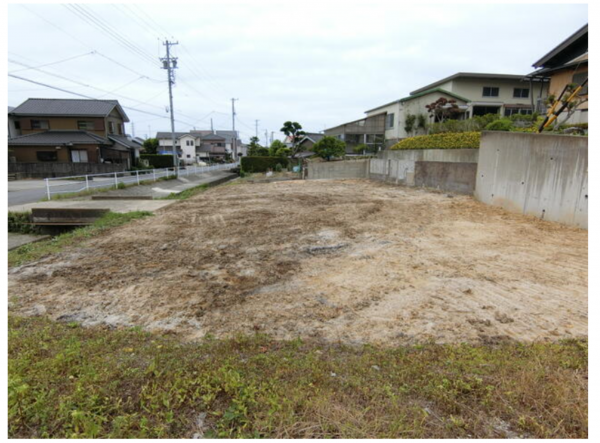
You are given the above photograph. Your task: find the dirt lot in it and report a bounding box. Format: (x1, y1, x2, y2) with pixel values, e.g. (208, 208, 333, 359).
(9, 179, 588, 345)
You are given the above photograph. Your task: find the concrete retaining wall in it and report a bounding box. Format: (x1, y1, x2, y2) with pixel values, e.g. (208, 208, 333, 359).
(378, 148, 479, 163)
(414, 161, 477, 195)
(475, 132, 588, 228)
(307, 159, 368, 179)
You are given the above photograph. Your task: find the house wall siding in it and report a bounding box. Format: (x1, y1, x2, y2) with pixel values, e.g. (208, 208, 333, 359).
(11, 144, 100, 163)
(17, 117, 108, 138)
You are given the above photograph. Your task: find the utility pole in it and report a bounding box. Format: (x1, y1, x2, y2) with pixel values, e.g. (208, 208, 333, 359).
(255, 120, 259, 139)
(271, 131, 274, 145)
(161, 40, 179, 172)
(210, 118, 214, 133)
(265, 130, 269, 148)
(231, 98, 238, 160)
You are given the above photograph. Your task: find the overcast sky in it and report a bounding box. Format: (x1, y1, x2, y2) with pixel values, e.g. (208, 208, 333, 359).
(7, 1, 587, 143)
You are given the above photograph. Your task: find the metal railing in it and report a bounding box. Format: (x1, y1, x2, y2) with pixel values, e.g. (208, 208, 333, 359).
(44, 162, 239, 200)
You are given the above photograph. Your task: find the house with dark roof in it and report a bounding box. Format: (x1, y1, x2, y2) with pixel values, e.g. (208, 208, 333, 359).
(526, 24, 588, 125)
(296, 132, 325, 157)
(8, 98, 133, 166)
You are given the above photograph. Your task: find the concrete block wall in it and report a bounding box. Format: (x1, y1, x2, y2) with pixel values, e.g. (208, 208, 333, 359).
(475, 132, 588, 229)
(306, 159, 368, 179)
(378, 148, 479, 163)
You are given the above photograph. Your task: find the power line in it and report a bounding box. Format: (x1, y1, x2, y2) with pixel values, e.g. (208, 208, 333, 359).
(19, 4, 163, 82)
(73, 4, 160, 66)
(9, 51, 95, 73)
(9, 73, 197, 127)
(8, 59, 167, 112)
(63, 4, 159, 69)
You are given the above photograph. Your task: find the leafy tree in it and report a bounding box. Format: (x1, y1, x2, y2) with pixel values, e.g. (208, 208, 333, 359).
(142, 138, 159, 154)
(269, 140, 291, 158)
(352, 143, 379, 155)
(311, 136, 346, 161)
(248, 136, 269, 156)
(280, 121, 306, 158)
(425, 97, 461, 123)
(404, 113, 417, 136)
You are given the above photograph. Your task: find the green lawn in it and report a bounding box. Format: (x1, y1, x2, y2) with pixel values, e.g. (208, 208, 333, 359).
(8, 316, 587, 438)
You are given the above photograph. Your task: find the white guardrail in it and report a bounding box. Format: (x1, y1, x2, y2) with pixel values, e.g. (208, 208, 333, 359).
(44, 162, 239, 200)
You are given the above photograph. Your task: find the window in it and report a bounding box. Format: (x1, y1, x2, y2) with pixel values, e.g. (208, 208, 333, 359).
(572, 72, 588, 95)
(472, 105, 501, 116)
(482, 87, 499, 97)
(118, 124, 123, 135)
(513, 88, 530, 98)
(31, 119, 49, 129)
(14, 121, 21, 130)
(504, 108, 533, 117)
(108, 121, 115, 134)
(36, 151, 57, 162)
(77, 121, 95, 130)
(185, 140, 194, 146)
(386, 113, 395, 129)
(71, 150, 89, 163)
(186, 154, 191, 158)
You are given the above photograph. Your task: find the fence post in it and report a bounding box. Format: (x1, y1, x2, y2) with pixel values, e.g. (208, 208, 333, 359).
(114, 172, 119, 189)
(136, 170, 140, 185)
(45, 178, 51, 201)
(153, 169, 156, 181)
(85, 175, 89, 191)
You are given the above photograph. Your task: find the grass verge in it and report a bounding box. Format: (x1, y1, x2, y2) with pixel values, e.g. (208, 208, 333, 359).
(162, 183, 209, 200)
(8, 211, 152, 267)
(8, 315, 587, 438)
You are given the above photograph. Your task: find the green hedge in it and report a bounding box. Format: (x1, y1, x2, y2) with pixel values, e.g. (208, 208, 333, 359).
(140, 154, 174, 168)
(241, 156, 290, 173)
(391, 132, 481, 150)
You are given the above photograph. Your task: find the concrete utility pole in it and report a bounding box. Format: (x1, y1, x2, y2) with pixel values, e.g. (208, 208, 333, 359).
(231, 98, 238, 160)
(265, 130, 269, 148)
(161, 40, 179, 172)
(255, 120, 259, 139)
(270, 131, 274, 145)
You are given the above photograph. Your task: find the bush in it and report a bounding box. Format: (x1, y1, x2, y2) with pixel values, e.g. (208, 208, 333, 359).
(485, 119, 514, 131)
(8, 211, 39, 234)
(241, 156, 290, 173)
(275, 163, 283, 172)
(140, 154, 174, 169)
(310, 136, 347, 161)
(390, 132, 481, 150)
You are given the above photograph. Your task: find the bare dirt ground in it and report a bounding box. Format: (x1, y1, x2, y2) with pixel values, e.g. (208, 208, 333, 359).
(9, 179, 588, 345)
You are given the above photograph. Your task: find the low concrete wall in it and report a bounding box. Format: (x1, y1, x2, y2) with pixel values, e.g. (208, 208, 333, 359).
(307, 159, 368, 179)
(475, 132, 588, 228)
(378, 148, 479, 163)
(8, 162, 127, 178)
(414, 161, 477, 195)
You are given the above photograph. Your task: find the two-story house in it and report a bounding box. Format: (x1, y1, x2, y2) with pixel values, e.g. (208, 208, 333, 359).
(526, 24, 588, 125)
(8, 98, 132, 166)
(156, 129, 243, 164)
(326, 72, 549, 149)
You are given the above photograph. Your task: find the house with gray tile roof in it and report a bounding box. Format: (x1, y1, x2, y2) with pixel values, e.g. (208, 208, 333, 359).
(8, 98, 134, 167)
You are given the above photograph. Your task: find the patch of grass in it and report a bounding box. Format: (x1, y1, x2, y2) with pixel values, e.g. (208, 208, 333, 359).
(8, 315, 587, 438)
(8, 211, 152, 267)
(162, 184, 209, 200)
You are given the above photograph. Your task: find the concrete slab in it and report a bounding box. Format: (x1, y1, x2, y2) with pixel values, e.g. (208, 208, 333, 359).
(8, 199, 176, 214)
(8, 233, 51, 251)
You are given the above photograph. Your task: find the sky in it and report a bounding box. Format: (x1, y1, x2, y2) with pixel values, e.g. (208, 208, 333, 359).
(7, 1, 588, 144)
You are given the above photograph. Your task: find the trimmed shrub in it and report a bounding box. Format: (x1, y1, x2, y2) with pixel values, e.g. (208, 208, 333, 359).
(241, 156, 290, 173)
(390, 132, 481, 150)
(140, 154, 174, 168)
(485, 119, 513, 131)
